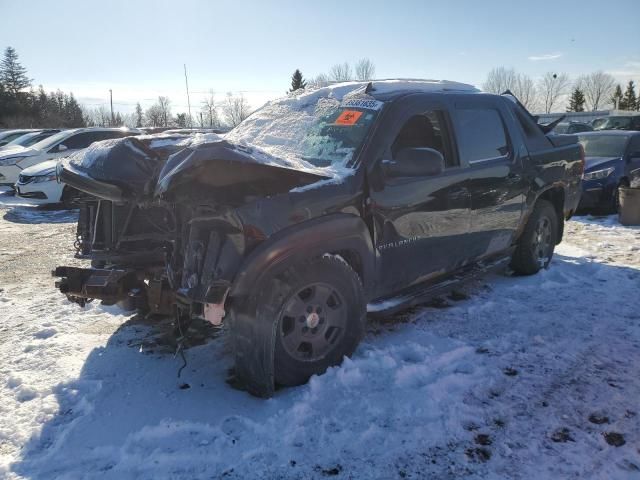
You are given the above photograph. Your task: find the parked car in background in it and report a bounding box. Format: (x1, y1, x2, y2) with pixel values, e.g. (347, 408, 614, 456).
(0, 129, 61, 151)
(54, 80, 583, 396)
(577, 131, 640, 212)
(138, 127, 175, 134)
(592, 115, 640, 131)
(163, 128, 230, 135)
(0, 129, 36, 147)
(0, 127, 141, 188)
(553, 122, 593, 134)
(13, 128, 142, 204)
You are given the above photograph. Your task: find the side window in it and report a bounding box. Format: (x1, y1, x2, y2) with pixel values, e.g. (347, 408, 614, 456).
(62, 132, 106, 150)
(454, 108, 509, 163)
(101, 131, 132, 140)
(391, 110, 456, 168)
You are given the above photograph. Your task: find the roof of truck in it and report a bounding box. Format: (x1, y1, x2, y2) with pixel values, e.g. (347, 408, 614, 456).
(299, 79, 480, 104)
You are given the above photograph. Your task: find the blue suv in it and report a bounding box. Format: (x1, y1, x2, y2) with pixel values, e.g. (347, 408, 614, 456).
(577, 131, 640, 212)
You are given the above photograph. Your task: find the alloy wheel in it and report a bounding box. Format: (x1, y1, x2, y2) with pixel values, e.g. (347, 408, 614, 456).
(279, 283, 346, 362)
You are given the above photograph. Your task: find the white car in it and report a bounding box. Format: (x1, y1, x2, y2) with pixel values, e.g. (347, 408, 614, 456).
(0, 129, 36, 147)
(13, 160, 62, 205)
(0, 127, 141, 189)
(0, 129, 61, 152)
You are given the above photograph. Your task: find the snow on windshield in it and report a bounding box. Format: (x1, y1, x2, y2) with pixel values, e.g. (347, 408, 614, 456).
(225, 84, 381, 175)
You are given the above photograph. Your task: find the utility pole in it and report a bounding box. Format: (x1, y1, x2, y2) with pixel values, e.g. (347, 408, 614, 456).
(184, 64, 193, 129)
(109, 89, 114, 126)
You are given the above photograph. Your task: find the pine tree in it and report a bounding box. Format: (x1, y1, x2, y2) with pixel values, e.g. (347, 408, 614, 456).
(0, 47, 31, 96)
(621, 80, 637, 111)
(567, 87, 586, 112)
(135, 102, 144, 127)
(611, 84, 624, 110)
(290, 69, 306, 92)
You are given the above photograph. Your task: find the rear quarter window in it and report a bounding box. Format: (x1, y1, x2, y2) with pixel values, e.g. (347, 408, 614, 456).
(453, 109, 509, 163)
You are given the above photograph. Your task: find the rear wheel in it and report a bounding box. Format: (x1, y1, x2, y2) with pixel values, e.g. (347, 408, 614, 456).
(511, 200, 558, 275)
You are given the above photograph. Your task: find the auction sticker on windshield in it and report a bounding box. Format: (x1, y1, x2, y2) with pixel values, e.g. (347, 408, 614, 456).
(341, 98, 384, 110)
(335, 110, 363, 125)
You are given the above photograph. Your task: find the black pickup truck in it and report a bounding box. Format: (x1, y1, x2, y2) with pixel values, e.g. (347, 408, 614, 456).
(54, 80, 583, 396)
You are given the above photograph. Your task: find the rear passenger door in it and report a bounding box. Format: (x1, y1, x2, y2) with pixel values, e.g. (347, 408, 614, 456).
(452, 98, 527, 259)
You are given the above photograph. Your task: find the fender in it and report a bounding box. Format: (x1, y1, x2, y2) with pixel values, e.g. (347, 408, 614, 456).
(518, 183, 568, 244)
(230, 213, 375, 299)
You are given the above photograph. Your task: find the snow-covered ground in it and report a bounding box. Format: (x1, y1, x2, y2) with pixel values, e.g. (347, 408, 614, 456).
(1, 190, 639, 479)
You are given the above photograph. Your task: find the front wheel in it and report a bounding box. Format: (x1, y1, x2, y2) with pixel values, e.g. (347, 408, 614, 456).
(511, 200, 558, 275)
(229, 255, 366, 395)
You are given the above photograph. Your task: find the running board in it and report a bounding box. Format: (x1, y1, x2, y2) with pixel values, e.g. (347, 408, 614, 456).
(367, 252, 513, 317)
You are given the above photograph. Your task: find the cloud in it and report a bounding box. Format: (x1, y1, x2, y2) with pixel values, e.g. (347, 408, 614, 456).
(528, 52, 563, 61)
(605, 60, 640, 82)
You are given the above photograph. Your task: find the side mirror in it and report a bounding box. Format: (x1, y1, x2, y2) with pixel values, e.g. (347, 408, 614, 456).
(385, 148, 445, 177)
(57, 144, 68, 152)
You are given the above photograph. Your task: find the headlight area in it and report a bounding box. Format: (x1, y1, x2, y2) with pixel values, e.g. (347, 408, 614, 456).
(32, 171, 57, 183)
(18, 170, 56, 184)
(0, 156, 23, 167)
(583, 167, 615, 181)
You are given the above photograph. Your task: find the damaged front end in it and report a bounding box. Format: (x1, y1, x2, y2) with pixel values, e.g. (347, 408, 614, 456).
(54, 136, 326, 325)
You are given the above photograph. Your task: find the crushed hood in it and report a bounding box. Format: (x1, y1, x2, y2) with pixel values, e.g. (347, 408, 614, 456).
(155, 140, 329, 202)
(61, 136, 329, 204)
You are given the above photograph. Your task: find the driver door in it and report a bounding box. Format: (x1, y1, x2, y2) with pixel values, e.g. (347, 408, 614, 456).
(367, 98, 472, 296)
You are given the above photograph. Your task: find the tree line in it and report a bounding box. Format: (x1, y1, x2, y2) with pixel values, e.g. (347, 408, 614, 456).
(83, 91, 252, 129)
(483, 66, 639, 113)
(0, 47, 85, 128)
(2, 45, 638, 130)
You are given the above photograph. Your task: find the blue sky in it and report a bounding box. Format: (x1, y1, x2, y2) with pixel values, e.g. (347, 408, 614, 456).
(1, 0, 638, 114)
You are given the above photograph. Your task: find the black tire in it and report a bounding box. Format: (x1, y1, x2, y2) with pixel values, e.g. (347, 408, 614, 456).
(511, 200, 558, 275)
(61, 186, 79, 210)
(612, 180, 629, 214)
(230, 255, 366, 394)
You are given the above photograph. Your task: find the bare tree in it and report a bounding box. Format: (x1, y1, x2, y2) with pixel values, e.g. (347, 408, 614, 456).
(483, 67, 539, 110)
(145, 104, 164, 127)
(576, 71, 616, 111)
(157, 96, 171, 127)
(201, 90, 219, 128)
(538, 72, 571, 113)
(482, 67, 517, 94)
(308, 73, 330, 89)
(512, 73, 538, 111)
(222, 93, 251, 128)
(329, 62, 352, 82)
(355, 58, 376, 81)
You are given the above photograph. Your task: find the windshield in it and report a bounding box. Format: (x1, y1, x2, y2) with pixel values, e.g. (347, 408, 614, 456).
(554, 124, 569, 134)
(6, 131, 45, 147)
(578, 134, 629, 157)
(225, 93, 381, 169)
(31, 130, 74, 151)
(593, 116, 632, 130)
